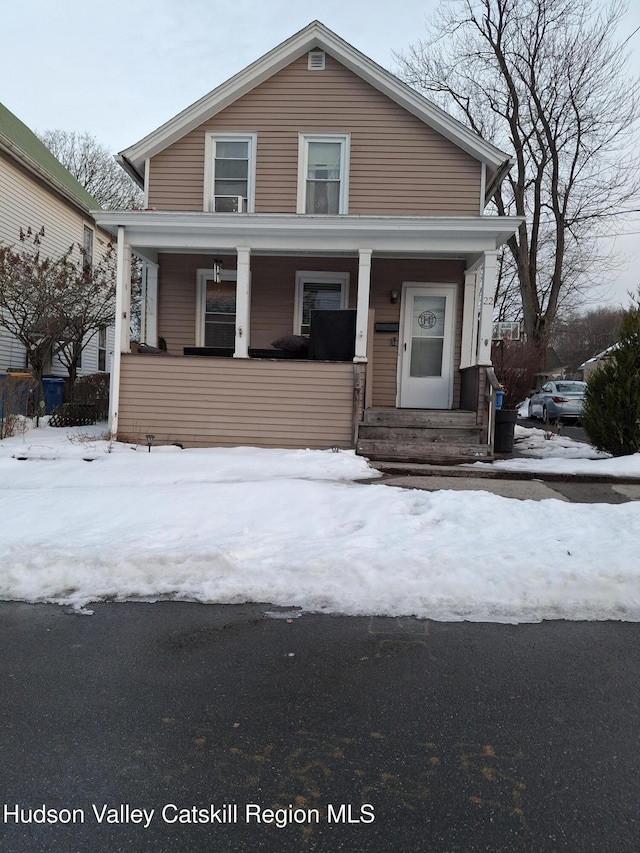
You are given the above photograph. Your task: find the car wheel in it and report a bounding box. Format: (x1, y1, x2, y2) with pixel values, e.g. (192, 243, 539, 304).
(543, 405, 556, 425)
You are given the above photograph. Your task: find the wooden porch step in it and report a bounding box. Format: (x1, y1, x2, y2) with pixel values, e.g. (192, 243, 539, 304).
(356, 439, 491, 464)
(361, 409, 478, 428)
(358, 425, 483, 444)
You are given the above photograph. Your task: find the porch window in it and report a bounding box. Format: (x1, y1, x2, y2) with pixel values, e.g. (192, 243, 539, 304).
(204, 134, 256, 213)
(297, 134, 349, 214)
(205, 280, 236, 347)
(196, 269, 238, 348)
(295, 272, 349, 335)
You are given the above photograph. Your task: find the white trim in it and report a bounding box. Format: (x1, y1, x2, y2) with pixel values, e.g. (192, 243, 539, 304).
(354, 249, 372, 362)
(94, 211, 523, 256)
(234, 247, 251, 357)
(109, 226, 127, 436)
(195, 266, 239, 348)
(296, 133, 350, 214)
(477, 251, 498, 365)
(143, 159, 150, 208)
(118, 22, 510, 183)
(479, 163, 486, 214)
(203, 132, 257, 213)
(460, 268, 479, 369)
(294, 270, 350, 335)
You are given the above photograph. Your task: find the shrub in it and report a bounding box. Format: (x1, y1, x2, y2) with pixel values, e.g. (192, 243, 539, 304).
(492, 340, 544, 409)
(582, 295, 640, 456)
(72, 373, 110, 421)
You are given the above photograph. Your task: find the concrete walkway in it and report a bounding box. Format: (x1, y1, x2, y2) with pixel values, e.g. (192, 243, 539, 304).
(365, 459, 640, 503)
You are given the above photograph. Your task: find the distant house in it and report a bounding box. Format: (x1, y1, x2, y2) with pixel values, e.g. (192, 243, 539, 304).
(0, 102, 114, 378)
(94, 21, 522, 461)
(580, 344, 618, 380)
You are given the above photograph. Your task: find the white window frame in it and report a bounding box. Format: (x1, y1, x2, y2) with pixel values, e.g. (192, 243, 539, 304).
(296, 133, 350, 215)
(294, 271, 350, 336)
(203, 133, 257, 213)
(196, 267, 239, 347)
(98, 326, 107, 372)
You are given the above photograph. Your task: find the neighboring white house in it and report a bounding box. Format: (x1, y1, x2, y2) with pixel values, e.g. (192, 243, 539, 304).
(0, 102, 114, 377)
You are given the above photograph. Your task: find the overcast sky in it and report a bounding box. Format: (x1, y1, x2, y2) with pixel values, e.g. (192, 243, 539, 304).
(1, 0, 639, 308)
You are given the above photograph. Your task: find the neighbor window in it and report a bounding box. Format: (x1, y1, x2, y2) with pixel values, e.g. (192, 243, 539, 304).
(83, 226, 93, 271)
(295, 272, 349, 335)
(297, 134, 350, 214)
(204, 134, 256, 213)
(98, 327, 107, 372)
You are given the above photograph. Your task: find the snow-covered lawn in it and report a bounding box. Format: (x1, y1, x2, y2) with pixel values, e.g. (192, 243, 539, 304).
(1, 420, 639, 622)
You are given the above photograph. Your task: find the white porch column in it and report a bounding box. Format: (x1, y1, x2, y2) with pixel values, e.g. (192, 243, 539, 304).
(460, 267, 479, 369)
(109, 226, 132, 436)
(234, 246, 251, 358)
(477, 250, 498, 365)
(141, 260, 158, 346)
(354, 249, 372, 362)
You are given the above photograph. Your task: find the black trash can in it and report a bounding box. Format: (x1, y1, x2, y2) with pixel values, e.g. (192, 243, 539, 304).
(494, 409, 517, 453)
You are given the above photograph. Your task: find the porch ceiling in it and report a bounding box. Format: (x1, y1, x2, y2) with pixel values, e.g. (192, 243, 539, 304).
(93, 211, 522, 259)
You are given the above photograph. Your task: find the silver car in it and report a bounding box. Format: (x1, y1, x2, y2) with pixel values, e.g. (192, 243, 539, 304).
(528, 381, 587, 423)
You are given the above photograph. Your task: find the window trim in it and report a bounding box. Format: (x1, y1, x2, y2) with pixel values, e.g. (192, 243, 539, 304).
(294, 271, 350, 335)
(98, 326, 107, 372)
(196, 267, 239, 346)
(83, 225, 94, 271)
(296, 133, 350, 215)
(203, 133, 257, 213)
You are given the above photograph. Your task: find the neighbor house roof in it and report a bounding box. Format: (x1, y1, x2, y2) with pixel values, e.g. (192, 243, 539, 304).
(0, 101, 101, 213)
(118, 20, 513, 200)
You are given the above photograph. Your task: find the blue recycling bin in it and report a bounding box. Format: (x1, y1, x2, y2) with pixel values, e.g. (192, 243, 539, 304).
(42, 377, 65, 414)
(495, 389, 505, 410)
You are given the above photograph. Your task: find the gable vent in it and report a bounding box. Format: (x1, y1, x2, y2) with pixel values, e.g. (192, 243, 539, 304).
(308, 50, 326, 71)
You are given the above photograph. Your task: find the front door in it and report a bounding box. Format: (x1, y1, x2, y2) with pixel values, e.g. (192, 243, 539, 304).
(398, 284, 456, 409)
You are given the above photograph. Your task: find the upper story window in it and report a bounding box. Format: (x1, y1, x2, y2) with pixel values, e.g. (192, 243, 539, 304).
(204, 133, 256, 213)
(83, 226, 93, 271)
(297, 134, 350, 215)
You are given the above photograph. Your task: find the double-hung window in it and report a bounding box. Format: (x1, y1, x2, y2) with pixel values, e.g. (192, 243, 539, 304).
(294, 271, 349, 336)
(98, 327, 107, 372)
(297, 134, 350, 214)
(196, 269, 238, 348)
(204, 133, 256, 213)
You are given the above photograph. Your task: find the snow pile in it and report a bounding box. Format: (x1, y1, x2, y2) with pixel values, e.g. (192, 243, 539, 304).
(1, 422, 640, 622)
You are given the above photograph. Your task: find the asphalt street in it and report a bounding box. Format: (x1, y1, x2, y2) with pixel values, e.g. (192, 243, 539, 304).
(1, 602, 639, 853)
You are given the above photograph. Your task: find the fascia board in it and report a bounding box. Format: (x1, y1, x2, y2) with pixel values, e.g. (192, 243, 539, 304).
(120, 21, 510, 180)
(92, 211, 523, 253)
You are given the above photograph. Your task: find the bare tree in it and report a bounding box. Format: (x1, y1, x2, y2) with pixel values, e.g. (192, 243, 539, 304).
(396, 0, 640, 362)
(55, 243, 117, 392)
(37, 129, 143, 210)
(551, 304, 624, 374)
(0, 228, 70, 406)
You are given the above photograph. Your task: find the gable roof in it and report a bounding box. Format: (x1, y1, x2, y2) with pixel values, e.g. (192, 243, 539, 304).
(118, 21, 512, 196)
(0, 102, 101, 213)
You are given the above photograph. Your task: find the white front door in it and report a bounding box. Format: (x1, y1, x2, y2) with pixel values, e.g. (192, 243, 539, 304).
(398, 284, 456, 409)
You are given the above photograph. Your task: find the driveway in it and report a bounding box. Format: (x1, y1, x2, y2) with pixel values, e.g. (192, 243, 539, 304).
(1, 602, 639, 852)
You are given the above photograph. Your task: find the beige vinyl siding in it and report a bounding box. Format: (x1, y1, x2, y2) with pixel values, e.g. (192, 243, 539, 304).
(117, 354, 357, 449)
(148, 53, 481, 215)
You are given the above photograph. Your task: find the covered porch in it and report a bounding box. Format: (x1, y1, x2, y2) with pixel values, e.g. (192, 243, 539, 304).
(94, 211, 520, 455)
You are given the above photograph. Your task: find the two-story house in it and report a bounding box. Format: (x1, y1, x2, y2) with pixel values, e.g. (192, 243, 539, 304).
(0, 102, 114, 380)
(94, 21, 521, 461)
